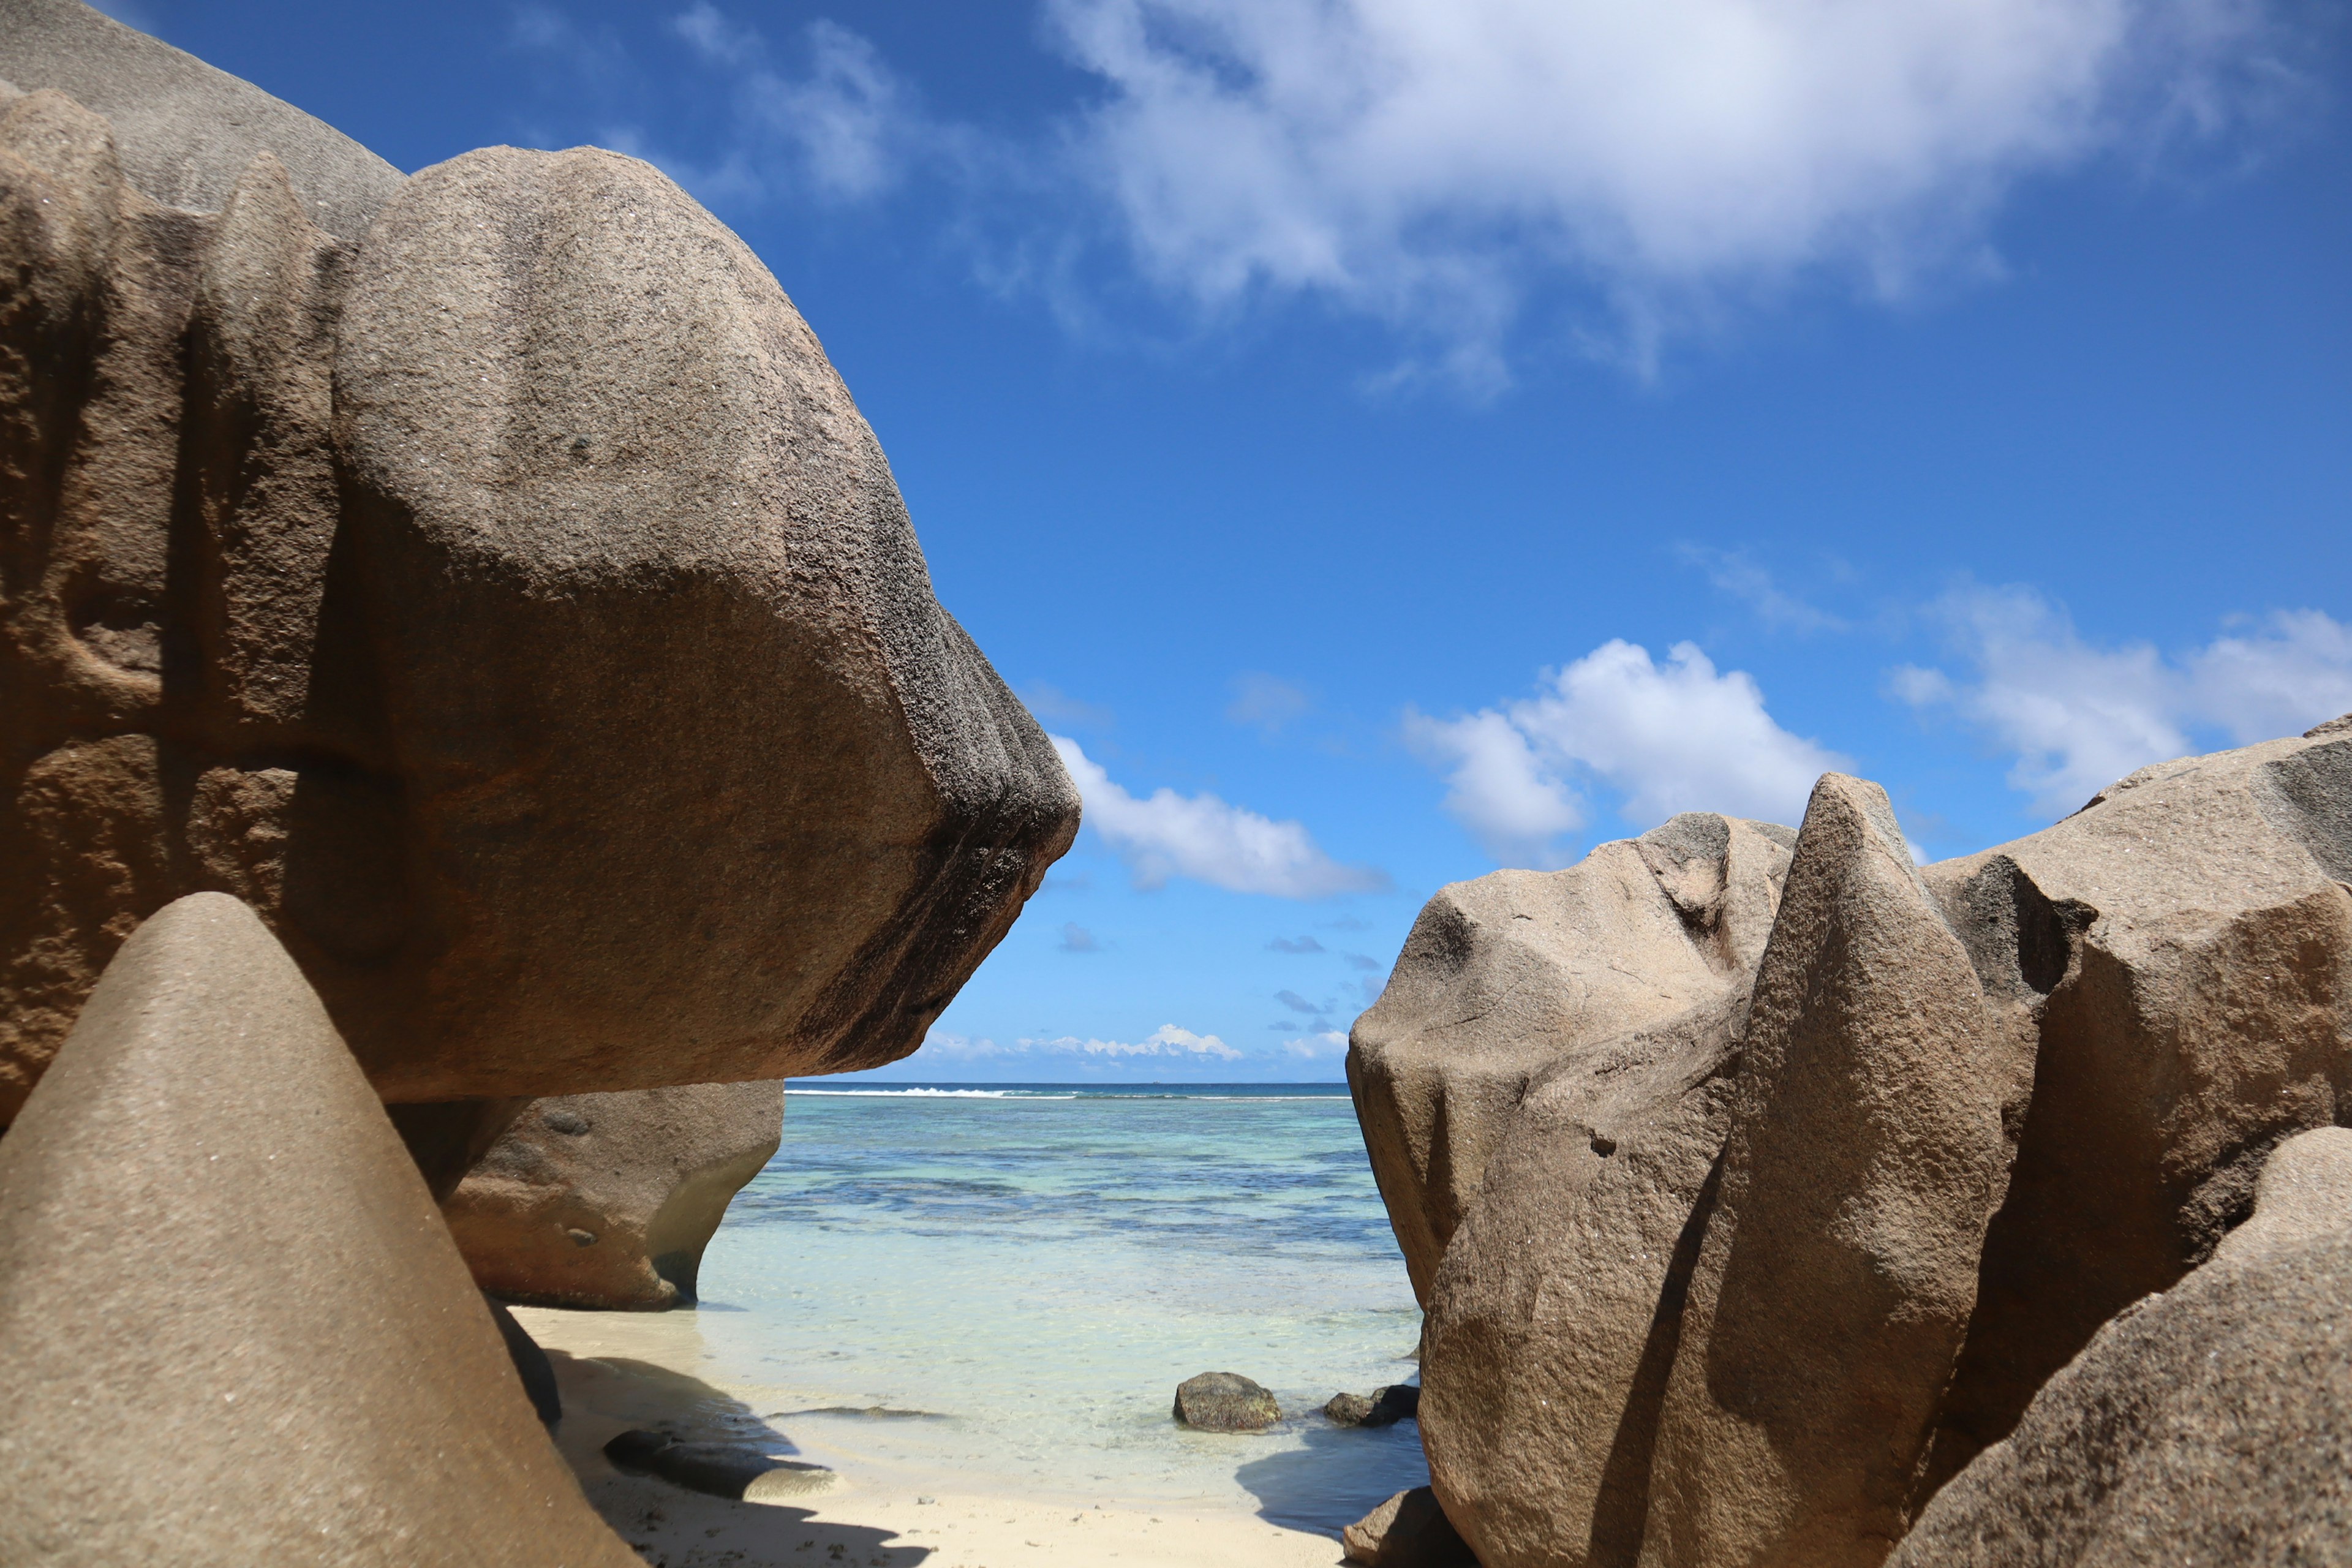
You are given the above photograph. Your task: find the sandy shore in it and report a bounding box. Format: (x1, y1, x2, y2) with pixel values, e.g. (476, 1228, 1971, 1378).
(516, 1306, 1351, 1568)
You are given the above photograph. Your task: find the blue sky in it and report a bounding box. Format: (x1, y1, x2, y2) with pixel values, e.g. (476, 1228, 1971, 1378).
(111, 0, 2350, 1080)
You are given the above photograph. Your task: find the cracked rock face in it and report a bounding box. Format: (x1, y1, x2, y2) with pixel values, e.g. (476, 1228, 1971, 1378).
(1362, 721, 2352, 1568)
(0, 16, 1077, 1121)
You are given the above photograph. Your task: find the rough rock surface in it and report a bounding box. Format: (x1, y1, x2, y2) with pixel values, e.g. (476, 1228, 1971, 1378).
(0, 0, 403, 243)
(0, 892, 636, 1566)
(1344, 1488, 1480, 1567)
(1640, 775, 2019, 1568)
(1890, 1125, 2352, 1566)
(1349, 813, 1796, 1303)
(445, 1081, 785, 1310)
(1379, 722, 2352, 1568)
(0, 60, 1077, 1121)
(1915, 721, 2352, 1490)
(1174, 1372, 1281, 1431)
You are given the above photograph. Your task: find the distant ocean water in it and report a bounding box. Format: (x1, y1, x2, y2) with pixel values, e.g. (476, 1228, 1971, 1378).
(684, 1082, 1430, 1533)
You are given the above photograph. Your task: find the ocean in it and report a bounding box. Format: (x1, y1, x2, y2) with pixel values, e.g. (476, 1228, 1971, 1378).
(679, 1082, 1430, 1534)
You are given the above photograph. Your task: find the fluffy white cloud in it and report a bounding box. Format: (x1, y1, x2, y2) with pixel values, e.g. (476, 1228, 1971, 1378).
(1046, 0, 2284, 374)
(1894, 588, 2352, 817)
(1401, 707, 1583, 867)
(1411, 640, 1844, 865)
(1052, 736, 1387, 897)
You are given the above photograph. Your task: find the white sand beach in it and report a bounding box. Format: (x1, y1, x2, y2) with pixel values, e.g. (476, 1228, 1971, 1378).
(521, 1306, 1351, 1568)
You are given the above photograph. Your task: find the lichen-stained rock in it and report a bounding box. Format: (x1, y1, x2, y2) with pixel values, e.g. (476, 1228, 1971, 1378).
(0, 893, 638, 1567)
(1639, 775, 2020, 1568)
(0, 69, 1077, 1120)
(444, 1081, 785, 1310)
(0, 0, 403, 243)
(1349, 813, 1795, 1304)
(1420, 985, 1748, 1568)
(1915, 718, 2352, 1493)
(1890, 1125, 2352, 1567)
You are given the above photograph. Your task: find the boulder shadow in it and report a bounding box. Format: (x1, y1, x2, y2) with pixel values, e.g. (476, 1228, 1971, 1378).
(541, 1348, 930, 1567)
(1231, 1412, 1433, 1539)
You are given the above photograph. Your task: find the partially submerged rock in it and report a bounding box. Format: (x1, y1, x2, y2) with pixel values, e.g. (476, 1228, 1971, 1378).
(0, 55, 1077, 1123)
(1343, 1487, 1479, 1567)
(1349, 813, 1795, 1303)
(1326, 1384, 1420, 1428)
(1891, 1125, 2352, 1566)
(1174, 1371, 1281, 1432)
(444, 1082, 784, 1310)
(0, 893, 636, 1566)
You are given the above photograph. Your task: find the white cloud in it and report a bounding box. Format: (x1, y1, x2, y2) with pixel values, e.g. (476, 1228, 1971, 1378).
(1894, 587, 2352, 816)
(917, 1025, 1240, 1061)
(1045, 0, 2289, 376)
(1402, 707, 1584, 867)
(1679, 545, 1848, 633)
(1411, 640, 1844, 865)
(1284, 1030, 1351, 1061)
(1052, 736, 1387, 897)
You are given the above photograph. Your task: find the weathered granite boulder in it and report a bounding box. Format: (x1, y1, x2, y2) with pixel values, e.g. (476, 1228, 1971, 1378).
(0, 31, 1077, 1123)
(1915, 718, 2352, 1490)
(1639, 775, 2019, 1568)
(0, 892, 636, 1566)
(1344, 1487, 1480, 1567)
(1381, 720, 2352, 1568)
(1174, 1372, 1281, 1431)
(1349, 813, 1795, 1303)
(444, 1082, 785, 1310)
(1890, 1125, 2352, 1566)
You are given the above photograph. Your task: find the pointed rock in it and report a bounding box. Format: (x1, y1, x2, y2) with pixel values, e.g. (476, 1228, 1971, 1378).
(1640, 775, 2022, 1568)
(0, 893, 637, 1566)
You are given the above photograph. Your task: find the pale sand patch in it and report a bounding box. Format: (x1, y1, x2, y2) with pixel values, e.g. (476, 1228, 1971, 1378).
(516, 1305, 1349, 1568)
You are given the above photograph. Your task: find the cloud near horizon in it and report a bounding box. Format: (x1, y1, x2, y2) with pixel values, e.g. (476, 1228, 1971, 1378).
(1407, 639, 1845, 866)
(919, 1025, 1242, 1061)
(1892, 587, 2352, 816)
(1052, 736, 1388, 897)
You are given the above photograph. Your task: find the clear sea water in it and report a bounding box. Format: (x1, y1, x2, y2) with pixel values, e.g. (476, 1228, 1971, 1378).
(682, 1082, 1430, 1534)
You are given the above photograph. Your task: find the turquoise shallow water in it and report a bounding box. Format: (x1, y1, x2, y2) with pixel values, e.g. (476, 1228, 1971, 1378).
(687, 1084, 1430, 1532)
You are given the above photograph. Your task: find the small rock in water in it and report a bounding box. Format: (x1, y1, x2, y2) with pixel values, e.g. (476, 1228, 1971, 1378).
(1342, 1487, 1477, 1566)
(1173, 1371, 1281, 1432)
(1325, 1384, 1420, 1428)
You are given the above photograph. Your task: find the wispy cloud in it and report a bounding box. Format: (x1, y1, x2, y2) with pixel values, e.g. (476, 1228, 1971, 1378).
(922, 1025, 1242, 1061)
(1052, 736, 1387, 897)
(1022, 682, 1117, 730)
(1407, 640, 1842, 865)
(1893, 586, 2352, 816)
(1283, 1030, 1349, 1061)
(1275, 989, 1330, 1017)
(1057, 922, 1102, 952)
(1267, 935, 1325, 954)
(1679, 545, 1849, 633)
(1227, 672, 1312, 735)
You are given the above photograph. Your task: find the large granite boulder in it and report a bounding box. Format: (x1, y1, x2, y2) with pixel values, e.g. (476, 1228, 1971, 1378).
(0, 32, 1077, 1123)
(444, 1081, 785, 1310)
(0, 892, 637, 1566)
(1890, 1125, 2352, 1566)
(1378, 720, 2352, 1568)
(1349, 812, 1795, 1303)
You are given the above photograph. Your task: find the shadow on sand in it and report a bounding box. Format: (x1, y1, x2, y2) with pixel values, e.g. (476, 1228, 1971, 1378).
(1232, 1413, 1431, 1538)
(541, 1348, 930, 1568)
